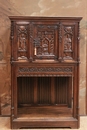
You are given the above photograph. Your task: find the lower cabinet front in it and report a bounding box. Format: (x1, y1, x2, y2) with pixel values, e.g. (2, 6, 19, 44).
(11, 76, 79, 129)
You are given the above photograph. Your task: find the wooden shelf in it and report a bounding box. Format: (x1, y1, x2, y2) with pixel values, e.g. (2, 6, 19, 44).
(17, 106, 72, 119)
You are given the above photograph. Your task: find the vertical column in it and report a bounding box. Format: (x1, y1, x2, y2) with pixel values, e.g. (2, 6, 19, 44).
(58, 22, 62, 62)
(73, 66, 78, 118)
(29, 22, 34, 62)
(67, 77, 72, 108)
(13, 65, 17, 118)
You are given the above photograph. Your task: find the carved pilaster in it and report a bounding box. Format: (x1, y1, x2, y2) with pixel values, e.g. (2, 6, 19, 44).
(29, 22, 33, 62)
(11, 21, 14, 61)
(59, 22, 62, 62)
(77, 23, 80, 62)
(59, 22, 62, 44)
(11, 21, 14, 40)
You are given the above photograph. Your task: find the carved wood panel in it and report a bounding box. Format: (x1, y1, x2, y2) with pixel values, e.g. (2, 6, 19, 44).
(32, 23, 59, 60)
(62, 24, 75, 60)
(16, 22, 29, 60)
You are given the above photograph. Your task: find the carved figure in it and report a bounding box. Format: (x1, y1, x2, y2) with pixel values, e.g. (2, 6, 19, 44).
(64, 34, 72, 51)
(19, 34, 26, 50)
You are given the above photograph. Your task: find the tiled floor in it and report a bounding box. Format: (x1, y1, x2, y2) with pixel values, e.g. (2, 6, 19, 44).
(0, 116, 87, 130)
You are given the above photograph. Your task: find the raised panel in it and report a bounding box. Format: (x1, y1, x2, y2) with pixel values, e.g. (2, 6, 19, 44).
(15, 22, 29, 60)
(55, 77, 68, 104)
(32, 22, 59, 60)
(17, 77, 72, 107)
(61, 23, 76, 61)
(17, 77, 34, 106)
(37, 77, 51, 104)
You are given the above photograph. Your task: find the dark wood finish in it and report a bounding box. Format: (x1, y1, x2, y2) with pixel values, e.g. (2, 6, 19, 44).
(10, 16, 82, 129)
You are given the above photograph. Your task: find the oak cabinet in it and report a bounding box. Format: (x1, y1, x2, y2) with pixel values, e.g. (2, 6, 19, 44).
(10, 16, 82, 129)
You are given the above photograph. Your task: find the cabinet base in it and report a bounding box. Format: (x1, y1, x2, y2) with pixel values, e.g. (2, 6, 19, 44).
(11, 117, 79, 129)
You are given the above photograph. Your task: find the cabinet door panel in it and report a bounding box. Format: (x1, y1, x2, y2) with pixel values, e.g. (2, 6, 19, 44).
(30, 22, 59, 61)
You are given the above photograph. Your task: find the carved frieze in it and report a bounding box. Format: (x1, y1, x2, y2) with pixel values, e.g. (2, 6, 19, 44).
(19, 67, 72, 72)
(18, 67, 73, 76)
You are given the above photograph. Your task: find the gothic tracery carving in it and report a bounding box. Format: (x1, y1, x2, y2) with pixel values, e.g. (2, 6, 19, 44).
(34, 25, 57, 56)
(37, 31, 54, 55)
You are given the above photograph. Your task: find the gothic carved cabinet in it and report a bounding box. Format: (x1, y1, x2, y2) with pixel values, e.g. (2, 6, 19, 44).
(10, 16, 82, 129)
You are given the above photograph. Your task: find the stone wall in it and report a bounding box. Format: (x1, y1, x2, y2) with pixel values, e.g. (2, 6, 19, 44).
(0, 0, 87, 115)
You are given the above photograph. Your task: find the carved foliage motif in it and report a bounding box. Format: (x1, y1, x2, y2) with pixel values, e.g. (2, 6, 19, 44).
(18, 67, 72, 77)
(63, 26, 73, 59)
(17, 25, 28, 60)
(19, 67, 72, 72)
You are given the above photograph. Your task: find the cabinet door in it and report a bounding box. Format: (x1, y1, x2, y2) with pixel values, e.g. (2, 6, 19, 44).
(59, 22, 78, 61)
(30, 22, 59, 61)
(13, 21, 29, 60)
